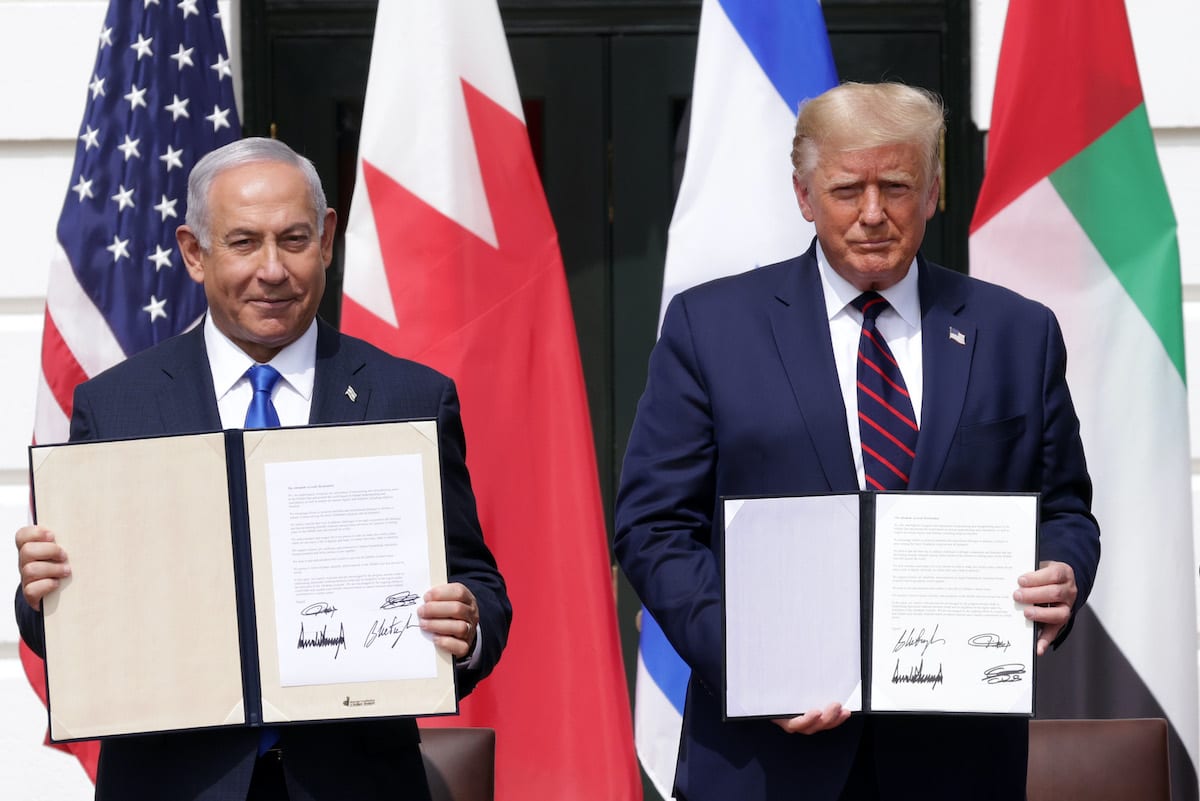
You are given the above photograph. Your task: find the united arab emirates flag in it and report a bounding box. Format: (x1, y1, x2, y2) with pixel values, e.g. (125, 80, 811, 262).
(969, 1, 1198, 797)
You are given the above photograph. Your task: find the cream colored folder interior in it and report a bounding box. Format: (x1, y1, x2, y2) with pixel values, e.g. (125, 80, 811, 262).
(32, 421, 453, 742)
(35, 432, 242, 741)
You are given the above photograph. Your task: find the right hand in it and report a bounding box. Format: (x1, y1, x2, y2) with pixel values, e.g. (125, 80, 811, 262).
(16, 525, 71, 611)
(772, 702, 851, 735)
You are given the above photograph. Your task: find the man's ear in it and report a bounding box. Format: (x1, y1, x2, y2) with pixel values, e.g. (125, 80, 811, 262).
(924, 175, 941, 221)
(793, 172, 816, 223)
(320, 208, 337, 269)
(176, 225, 206, 285)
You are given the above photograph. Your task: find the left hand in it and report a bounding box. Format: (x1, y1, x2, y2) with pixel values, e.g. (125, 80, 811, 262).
(418, 582, 479, 659)
(1014, 560, 1076, 655)
(772, 703, 851, 735)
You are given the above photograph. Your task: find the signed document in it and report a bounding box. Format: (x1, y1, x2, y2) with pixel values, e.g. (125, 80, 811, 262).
(262, 454, 436, 688)
(721, 492, 1037, 719)
(30, 420, 455, 742)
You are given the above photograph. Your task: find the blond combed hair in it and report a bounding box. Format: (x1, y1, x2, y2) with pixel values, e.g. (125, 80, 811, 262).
(791, 82, 945, 187)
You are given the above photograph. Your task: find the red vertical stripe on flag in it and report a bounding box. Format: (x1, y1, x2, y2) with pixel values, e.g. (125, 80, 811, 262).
(39, 310, 87, 421)
(971, 0, 1144, 231)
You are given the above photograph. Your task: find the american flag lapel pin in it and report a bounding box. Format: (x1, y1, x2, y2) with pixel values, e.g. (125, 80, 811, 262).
(345, 385, 358, 402)
(949, 326, 966, 346)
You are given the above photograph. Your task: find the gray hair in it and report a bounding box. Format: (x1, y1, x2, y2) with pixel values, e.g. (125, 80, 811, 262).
(791, 82, 945, 188)
(185, 137, 328, 249)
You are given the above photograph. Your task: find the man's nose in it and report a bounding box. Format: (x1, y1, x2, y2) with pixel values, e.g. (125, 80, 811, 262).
(859, 186, 885, 225)
(258, 241, 288, 282)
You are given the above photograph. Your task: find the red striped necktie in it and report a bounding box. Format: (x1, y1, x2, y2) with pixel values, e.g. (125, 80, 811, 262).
(852, 291, 919, 490)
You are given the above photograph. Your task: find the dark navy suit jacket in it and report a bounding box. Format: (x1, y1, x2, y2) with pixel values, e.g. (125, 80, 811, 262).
(16, 320, 511, 801)
(614, 244, 1100, 801)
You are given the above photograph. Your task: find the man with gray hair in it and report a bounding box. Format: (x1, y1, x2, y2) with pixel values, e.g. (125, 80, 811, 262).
(615, 82, 1100, 800)
(16, 137, 511, 801)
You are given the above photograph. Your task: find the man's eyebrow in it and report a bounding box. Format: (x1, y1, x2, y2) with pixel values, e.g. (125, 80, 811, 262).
(826, 175, 862, 189)
(877, 167, 918, 181)
(222, 227, 260, 241)
(221, 222, 314, 241)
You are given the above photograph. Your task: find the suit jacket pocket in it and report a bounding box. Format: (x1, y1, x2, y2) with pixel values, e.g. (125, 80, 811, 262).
(957, 414, 1026, 446)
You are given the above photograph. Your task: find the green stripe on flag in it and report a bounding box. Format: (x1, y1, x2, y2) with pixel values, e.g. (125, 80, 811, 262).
(1050, 104, 1184, 379)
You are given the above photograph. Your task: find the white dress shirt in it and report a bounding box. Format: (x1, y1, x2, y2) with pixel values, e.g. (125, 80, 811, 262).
(204, 315, 318, 429)
(815, 243, 924, 490)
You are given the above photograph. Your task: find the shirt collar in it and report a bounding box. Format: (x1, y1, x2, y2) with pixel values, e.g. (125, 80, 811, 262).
(204, 315, 318, 402)
(815, 241, 922, 329)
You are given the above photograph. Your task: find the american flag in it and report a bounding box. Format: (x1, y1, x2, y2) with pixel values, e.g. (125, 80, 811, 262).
(24, 0, 238, 777)
(34, 0, 239, 445)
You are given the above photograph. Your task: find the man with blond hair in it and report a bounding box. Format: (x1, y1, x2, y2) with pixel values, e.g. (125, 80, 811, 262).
(615, 82, 1099, 800)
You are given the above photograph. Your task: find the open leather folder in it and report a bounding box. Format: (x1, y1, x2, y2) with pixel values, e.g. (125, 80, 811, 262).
(722, 491, 1039, 719)
(30, 420, 456, 742)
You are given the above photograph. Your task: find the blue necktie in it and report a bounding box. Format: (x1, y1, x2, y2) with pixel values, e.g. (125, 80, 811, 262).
(853, 292, 919, 491)
(244, 364, 281, 755)
(244, 364, 281, 429)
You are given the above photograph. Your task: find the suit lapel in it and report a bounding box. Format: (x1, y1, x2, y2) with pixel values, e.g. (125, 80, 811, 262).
(310, 320, 371, 424)
(155, 326, 222, 433)
(768, 247, 858, 490)
(909, 258, 974, 490)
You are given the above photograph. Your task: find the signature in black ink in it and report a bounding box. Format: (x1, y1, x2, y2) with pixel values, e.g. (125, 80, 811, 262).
(982, 664, 1026, 684)
(364, 614, 421, 648)
(892, 659, 944, 690)
(968, 633, 1011, 651)
(893, 624, 947, 656)
(380, 591, 421, 610)
(297, 622, 347, 659)
(300, 601, 338, 617)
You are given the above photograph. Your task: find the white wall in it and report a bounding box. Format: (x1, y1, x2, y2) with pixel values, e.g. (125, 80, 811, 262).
(0, 1, 1196, 797)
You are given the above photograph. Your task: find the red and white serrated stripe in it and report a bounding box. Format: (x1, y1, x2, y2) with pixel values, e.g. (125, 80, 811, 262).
(33, 243, 127, 446)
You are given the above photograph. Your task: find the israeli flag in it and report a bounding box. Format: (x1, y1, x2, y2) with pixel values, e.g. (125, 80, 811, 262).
(640, 1, 836, 797)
